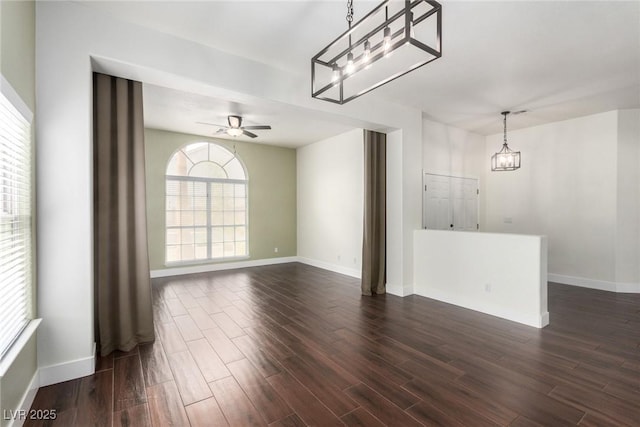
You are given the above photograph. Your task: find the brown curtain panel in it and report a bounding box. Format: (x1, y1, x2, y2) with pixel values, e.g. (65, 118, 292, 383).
(93, 73, 154, 355)
(361, 130, 386, 295)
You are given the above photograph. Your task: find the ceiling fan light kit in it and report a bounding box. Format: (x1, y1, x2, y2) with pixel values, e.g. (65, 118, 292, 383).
(199, 115, 272, 139)
(312, 0, 442, 104)
(226, 127, 244, 137)
(491, 111, 521, 172)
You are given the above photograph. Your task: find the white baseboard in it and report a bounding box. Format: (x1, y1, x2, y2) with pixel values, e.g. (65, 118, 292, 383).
(38, 344, 95, 387)
(386, 282, 414, 297)
(540, 312, 550, 328)
(385, 283, 403, 296)
(549, 273, 640, 293)
(617, 282, 640, 293)
(296, 257, 361, 279)
(8, 371, 40, 427)
(415, 288, 549, 328)
(403, 283, 414, 296)
(150, 256, 298, 278)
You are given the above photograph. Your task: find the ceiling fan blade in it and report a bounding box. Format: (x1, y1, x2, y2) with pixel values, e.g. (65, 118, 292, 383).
(196, 121, 226, 127)
(228, 115, 242, 128)
(243, 130, 258, 138)
(215, 128, 228, 134)
(242, 125, 271, 130)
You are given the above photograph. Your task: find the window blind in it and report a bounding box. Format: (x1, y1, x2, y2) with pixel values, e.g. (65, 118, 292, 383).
(0, 88, 32, 359)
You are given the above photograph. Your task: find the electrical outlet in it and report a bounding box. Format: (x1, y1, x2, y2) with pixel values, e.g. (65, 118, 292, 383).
(485, 283, 491, 292)
(337, 255, 341, 261)
(353, 257, 357, 264)
(274, 247, 278, 253)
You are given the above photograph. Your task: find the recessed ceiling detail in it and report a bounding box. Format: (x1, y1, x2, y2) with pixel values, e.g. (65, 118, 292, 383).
(142, 84, 359, 148)
(85, 1, 640, 136)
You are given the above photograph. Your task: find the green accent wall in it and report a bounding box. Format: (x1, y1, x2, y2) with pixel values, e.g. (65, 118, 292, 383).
(1, 0, 36, 111)
(144, 128, 297, 271)
(0, 1, 37, 424)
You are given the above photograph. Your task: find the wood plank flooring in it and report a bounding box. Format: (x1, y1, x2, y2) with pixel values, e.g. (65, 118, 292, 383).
(25, 263, 640, 426)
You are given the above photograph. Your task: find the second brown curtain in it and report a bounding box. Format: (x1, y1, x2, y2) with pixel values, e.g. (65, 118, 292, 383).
(93, 73, 154, 355)
(361, 130, 386, 295)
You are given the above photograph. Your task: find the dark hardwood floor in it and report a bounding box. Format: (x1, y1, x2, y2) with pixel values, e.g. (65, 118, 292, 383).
(26, 263, 640, 426)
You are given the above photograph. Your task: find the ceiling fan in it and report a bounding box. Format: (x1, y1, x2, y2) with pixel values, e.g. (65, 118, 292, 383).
(197, 115, 271, 138)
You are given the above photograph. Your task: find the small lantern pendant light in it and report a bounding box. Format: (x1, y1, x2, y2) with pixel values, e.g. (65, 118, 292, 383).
(491, 111, 521, 171)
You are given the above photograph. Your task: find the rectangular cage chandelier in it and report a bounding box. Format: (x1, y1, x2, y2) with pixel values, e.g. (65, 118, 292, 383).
(491, 111, 521, 172)
(312, 0, 442, 105)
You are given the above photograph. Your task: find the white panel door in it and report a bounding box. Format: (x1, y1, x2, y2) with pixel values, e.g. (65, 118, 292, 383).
(424, 173, 478, 231)
(450, 176, 479, 231)
(423, 174, 451, 230)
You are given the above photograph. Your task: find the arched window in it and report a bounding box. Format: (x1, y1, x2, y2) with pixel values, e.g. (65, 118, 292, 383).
(165, 142, 248, 264)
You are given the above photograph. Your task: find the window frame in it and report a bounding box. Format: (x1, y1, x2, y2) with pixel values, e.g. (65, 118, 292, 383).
(164, 142, 249, 265)
(0, 74, 35, 364)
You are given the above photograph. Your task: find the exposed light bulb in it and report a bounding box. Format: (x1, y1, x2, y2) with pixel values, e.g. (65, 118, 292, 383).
(346, 52, 355, 74)
(383, 27, 391, 52)
(363, 40, 371, 63)
(331, 64, 340, 83)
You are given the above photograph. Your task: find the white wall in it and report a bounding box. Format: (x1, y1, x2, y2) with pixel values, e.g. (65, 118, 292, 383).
(36, 0, 424, 382)
(422, 117, 486, 225)
(423, 110, 640, 293)
(423, 110, 640, 295)
(414, 230, 549, 328)
(616, 109, 640, 287)
(484, 110, 640, 293)
(297, 129, 364, 277)
(422, 117, 486, 178)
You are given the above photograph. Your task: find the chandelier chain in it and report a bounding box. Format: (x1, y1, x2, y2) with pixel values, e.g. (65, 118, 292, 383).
(346, 0, 354, 26)
(503, 112, 508, 145)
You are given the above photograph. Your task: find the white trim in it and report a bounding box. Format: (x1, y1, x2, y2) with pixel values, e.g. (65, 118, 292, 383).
(416, 288, 549, 328)
(540, 312, 550, 328)
(386, 283, 403, 296)
(617, 282, 640, 293)
(423, 170, 482, 181)
(0, 319, 41, 377)
(38, 344, 95, 387)
(0, 75, 33, 123)
(549, 273, 640, 293)
(164, 255, 250, 269)
(295, 257, 361, 279)
(403, 283, 414, 296)
(151, 256, 298, 278)
(6, 370, 40, 427)
(386, 282, 414, 297)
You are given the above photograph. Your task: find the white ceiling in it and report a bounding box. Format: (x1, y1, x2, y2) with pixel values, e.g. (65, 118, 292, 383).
(84, 0, 640, 144)
(143, 84, 356, 147)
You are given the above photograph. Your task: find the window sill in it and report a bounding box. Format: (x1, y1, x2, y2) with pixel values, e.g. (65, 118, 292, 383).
(0, 319, 41, 377)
